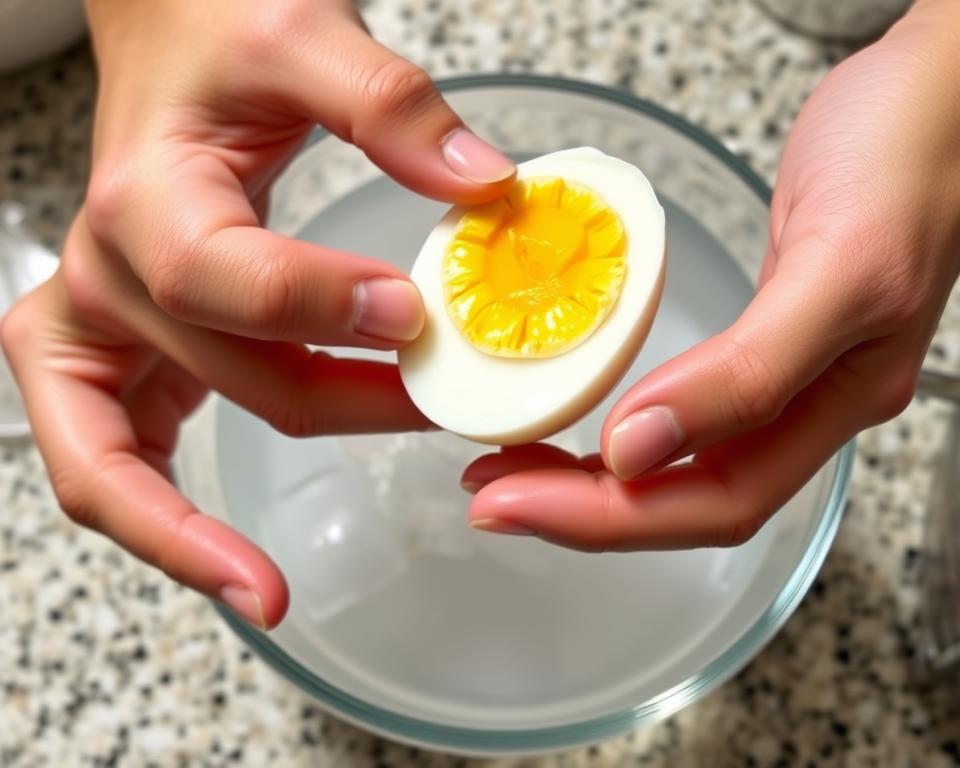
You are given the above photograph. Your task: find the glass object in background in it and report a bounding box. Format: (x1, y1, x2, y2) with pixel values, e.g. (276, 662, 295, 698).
(917, 370, 960, 693)
(0, 203, 58, 441)
(754, 0, 910, 41)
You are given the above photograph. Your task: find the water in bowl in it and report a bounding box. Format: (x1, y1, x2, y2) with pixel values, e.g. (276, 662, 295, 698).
(215, 174, 772, 727)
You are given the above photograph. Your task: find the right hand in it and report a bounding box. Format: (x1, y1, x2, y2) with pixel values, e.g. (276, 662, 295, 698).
(460, 1, 960, 553)
(1, 0, 515, 629)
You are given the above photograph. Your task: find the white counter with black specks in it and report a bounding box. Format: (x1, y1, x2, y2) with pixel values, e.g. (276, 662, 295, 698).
(2, 1, 959, 765)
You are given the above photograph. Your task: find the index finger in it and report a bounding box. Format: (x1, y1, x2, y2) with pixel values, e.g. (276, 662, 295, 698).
(87, 154, 426, 348)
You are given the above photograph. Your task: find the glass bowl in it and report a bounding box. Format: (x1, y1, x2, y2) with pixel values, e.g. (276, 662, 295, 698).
(173, 75, 853, 755)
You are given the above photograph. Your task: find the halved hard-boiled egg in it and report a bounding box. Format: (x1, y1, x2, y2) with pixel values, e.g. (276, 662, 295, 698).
(398, 147, 666, 445)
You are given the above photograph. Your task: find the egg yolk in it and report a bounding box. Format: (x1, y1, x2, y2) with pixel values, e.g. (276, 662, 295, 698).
(442, 177, 627, 358)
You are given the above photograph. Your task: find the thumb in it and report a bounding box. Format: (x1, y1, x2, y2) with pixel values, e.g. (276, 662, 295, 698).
(283, 19, 515, 204)
(600, 266, 856, 480)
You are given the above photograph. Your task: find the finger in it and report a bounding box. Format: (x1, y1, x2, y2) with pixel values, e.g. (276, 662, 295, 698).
(75, 216, 432, 434)
(123, 358, 209, 478)
(469, 365, 864, 550)
(2, 291, 288, 628)
(144, 319, 432, 437)
(278, 16, 516, 204)
(600, 258, 861, 480)
(460, 443, 581, 493)
(86, 163, 426, 347)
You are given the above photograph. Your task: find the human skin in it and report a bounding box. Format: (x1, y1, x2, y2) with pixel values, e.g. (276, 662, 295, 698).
(0, 0, 515, 629)
(463, 0, 960, 551)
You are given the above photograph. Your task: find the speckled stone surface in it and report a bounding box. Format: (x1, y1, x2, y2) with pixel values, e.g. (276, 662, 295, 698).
(2, 0, 960, 766)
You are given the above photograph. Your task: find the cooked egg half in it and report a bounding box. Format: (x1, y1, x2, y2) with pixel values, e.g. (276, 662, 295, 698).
(398, 147, 666, 445)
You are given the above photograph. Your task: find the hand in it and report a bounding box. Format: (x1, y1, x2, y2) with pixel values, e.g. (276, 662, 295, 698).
(462, 1, 960, 551)
(1, 0, 515, 628)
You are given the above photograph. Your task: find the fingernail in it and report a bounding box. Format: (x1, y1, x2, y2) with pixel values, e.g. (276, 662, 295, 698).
(442, 129, 516, 184)
(220, 585, 267, 630)
(353, 278, 424, 342)
(607, 407, 684, 480)
(470, 518, 536, 536)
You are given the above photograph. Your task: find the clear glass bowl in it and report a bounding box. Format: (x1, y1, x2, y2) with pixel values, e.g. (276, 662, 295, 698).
(916, 370, 960, 688)
(174, 75, 854, 755)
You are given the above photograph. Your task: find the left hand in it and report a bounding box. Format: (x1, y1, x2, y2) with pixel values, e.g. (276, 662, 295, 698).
(1, 0, 515, 629)
(461, 4, 960, 551)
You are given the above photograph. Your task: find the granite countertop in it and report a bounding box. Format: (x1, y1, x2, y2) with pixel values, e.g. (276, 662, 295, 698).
(2, 0, 960, 765)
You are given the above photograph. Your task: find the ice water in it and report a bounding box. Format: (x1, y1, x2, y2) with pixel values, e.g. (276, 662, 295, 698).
(216, 175, 777, 726)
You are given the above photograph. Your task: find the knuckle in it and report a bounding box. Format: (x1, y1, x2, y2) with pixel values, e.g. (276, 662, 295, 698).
(571, 540, 609, 554)
(61, 239, 107, 320)
(262, 353, 337, 438)
(0, 300, 33, 360)
(718, 512, 766, 548)
(49, 465, 96, 529)
(261, 373, 311, 439)
(873, 368, 918, 423)
(820, 218, 926, 333)
(593, 478, 616, 554)
(85, 163, 135, 249)
(262, 397, 318, 439)
(238, 4, 310, 62)
(244, 250, 300, 337)
(709, 460, 770, 548)
(145, 247, 198, 321)
(266, 409, 313, 439)
(357, 57, 438, 128)
(154, 506, 201, 581)
(875, 285, 927, 332)
(719, 339, 790, 430)
(577, 474, 616, 554)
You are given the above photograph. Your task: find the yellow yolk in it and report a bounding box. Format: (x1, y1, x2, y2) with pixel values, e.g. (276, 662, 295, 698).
(442, 177, 628, 358)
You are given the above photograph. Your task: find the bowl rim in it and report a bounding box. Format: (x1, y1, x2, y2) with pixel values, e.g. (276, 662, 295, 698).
(212, 73, 854, 755)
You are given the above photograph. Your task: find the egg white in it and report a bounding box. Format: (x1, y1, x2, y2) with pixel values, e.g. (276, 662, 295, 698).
(398, 147, 666, 445)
